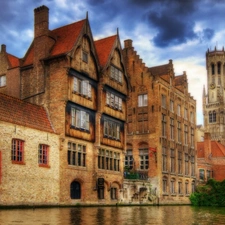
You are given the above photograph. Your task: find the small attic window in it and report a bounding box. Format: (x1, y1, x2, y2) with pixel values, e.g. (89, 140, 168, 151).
(82, 51, 88, 63)
(0, 75, 6, 87)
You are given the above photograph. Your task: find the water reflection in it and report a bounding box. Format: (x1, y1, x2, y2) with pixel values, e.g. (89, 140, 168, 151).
(0, 206, 225, 225)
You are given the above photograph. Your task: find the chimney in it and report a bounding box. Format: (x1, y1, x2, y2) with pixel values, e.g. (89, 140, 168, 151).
(124, 39, 133, 48)
(34, 5, 49, 38)
(204, 132, 212, 161)
(1, 44, 6, 53)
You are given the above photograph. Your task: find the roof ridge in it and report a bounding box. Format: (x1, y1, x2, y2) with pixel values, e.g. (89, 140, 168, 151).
(52, 18, 86, 32)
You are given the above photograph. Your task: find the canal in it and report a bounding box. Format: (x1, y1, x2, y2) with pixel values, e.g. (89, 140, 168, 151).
(0, 206, 225, 225)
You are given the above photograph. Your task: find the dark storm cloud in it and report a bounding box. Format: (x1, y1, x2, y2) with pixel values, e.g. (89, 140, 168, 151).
(202, 28, 214, 41)
(143, 0, 199, 47)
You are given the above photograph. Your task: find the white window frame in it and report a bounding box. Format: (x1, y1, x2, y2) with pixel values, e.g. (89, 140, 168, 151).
(138, 94, 147, 107)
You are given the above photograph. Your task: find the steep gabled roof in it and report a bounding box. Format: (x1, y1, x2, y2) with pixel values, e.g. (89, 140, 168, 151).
(148, 64, 170, 76)
(7, 53, 20, 68)
(95, 35, 117, 68)
(50, 19, 85, 57)
(197, 141, 225, 158)
(0, 93, 55, 133)
(22, 19, 86, 66)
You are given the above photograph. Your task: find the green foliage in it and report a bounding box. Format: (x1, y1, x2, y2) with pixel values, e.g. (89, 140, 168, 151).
(190, 179, 225, 206)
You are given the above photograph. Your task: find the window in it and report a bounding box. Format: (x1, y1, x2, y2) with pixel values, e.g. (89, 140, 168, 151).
(209, 111, 216, 123)
(178, 151, 182, 174)
(184, 125, 188, 145)
(162, 95, 166, 108)
(104, 120, 120, 140)
(178, 181, 182, 194)
(190, 111, 194, 123)
(110, 188, 117, 200)
(170, 100, 174, 112)
(207, 170, 211, 180)
(73, 77, 91, 98)
(185, 153, 189, 175)
(139, 148, 149, 170)
(162, 114, 166, 137)
(170, 149, 175, 173)
(125, 150, 133, 170)
(38, 144, 49, 166)
(217, 62, 221, 74)
(170, 179, 176, 194)
(191, 127, 194, 147)
(185, 181, 189, 195)
(170, 118, 174, 140)
(199, 169, 205, 180)
(163, 177, 168, 193)
(211, 63, 215, 75)
(191, 181, 195, 193)
(162, 147, 167, 172)
(0, 75, 6, 87)
(138, 94, 147, 107)
(68, 142, 86, 167)
(110, 65, 122, 83)
(177, 121, 181, 143)
(177, 104, 181, 116)
(11, 139, 24, 163)
(106, 92, 122, 110)
(184, 108, 188, 119)
(82, 51, 88, 63)
(70, 181, 81, 199)
(98, 149, 120, 171)
(191, 155, 195, 176)
(71, 107, 90, 131)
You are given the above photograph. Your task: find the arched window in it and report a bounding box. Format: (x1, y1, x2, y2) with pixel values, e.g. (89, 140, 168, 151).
(163, 176, 168, 193)
(70, 181, 81, 199)
(217, 62, 221, 74)
(170, 178, 176, 194)
(191, 181, 195, 193)
(211, 63, 215, 75)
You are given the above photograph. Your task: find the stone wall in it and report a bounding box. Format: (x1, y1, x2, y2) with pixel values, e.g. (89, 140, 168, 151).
(0, 121, 60, 205)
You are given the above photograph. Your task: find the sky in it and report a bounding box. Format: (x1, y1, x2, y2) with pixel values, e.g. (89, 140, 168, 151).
(1, 0, 225, 125)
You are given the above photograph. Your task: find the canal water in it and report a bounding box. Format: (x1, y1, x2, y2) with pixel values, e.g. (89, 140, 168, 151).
(0, 206, 225, 225)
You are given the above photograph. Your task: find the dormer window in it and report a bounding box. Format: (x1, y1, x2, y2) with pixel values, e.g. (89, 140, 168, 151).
(82, 51, 88, 63)
(0, 75, 6, 87)
(110, 65, 122, 83)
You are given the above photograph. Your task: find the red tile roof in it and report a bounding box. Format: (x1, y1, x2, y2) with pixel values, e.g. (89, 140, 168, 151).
(22, 19, 86, 66)
(7, 53, 20, 68)
(0, 93, 55, 133)
(197, 141, 225, 158)
(50, 20, 85, 57)
(95, 35, 117, 67)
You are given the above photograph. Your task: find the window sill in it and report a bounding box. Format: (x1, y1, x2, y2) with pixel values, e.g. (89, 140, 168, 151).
(39, 164, 50, 168)
(70, 125, 90, 133)
(12, 161, 25, 165)
(67, 165, 87, 170)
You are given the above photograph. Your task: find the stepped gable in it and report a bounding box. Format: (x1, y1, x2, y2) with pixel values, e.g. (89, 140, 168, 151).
(95, 35, 117, 68)
(22, 19, 86, 66)
(0, 93, 55, 133)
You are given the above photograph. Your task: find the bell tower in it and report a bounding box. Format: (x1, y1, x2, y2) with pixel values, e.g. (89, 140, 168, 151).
(203, 47, 225, 143)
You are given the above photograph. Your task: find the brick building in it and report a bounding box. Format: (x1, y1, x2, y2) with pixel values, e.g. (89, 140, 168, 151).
(0, 5, 198, 205)
(123, 40, 197, 204)
(0, 5, 129, 205)
(0, 93, 59, 205)
(197, 133, 225, 182)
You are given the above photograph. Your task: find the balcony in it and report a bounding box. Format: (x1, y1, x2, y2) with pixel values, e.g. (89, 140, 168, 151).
(124, 171, 149, 180)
